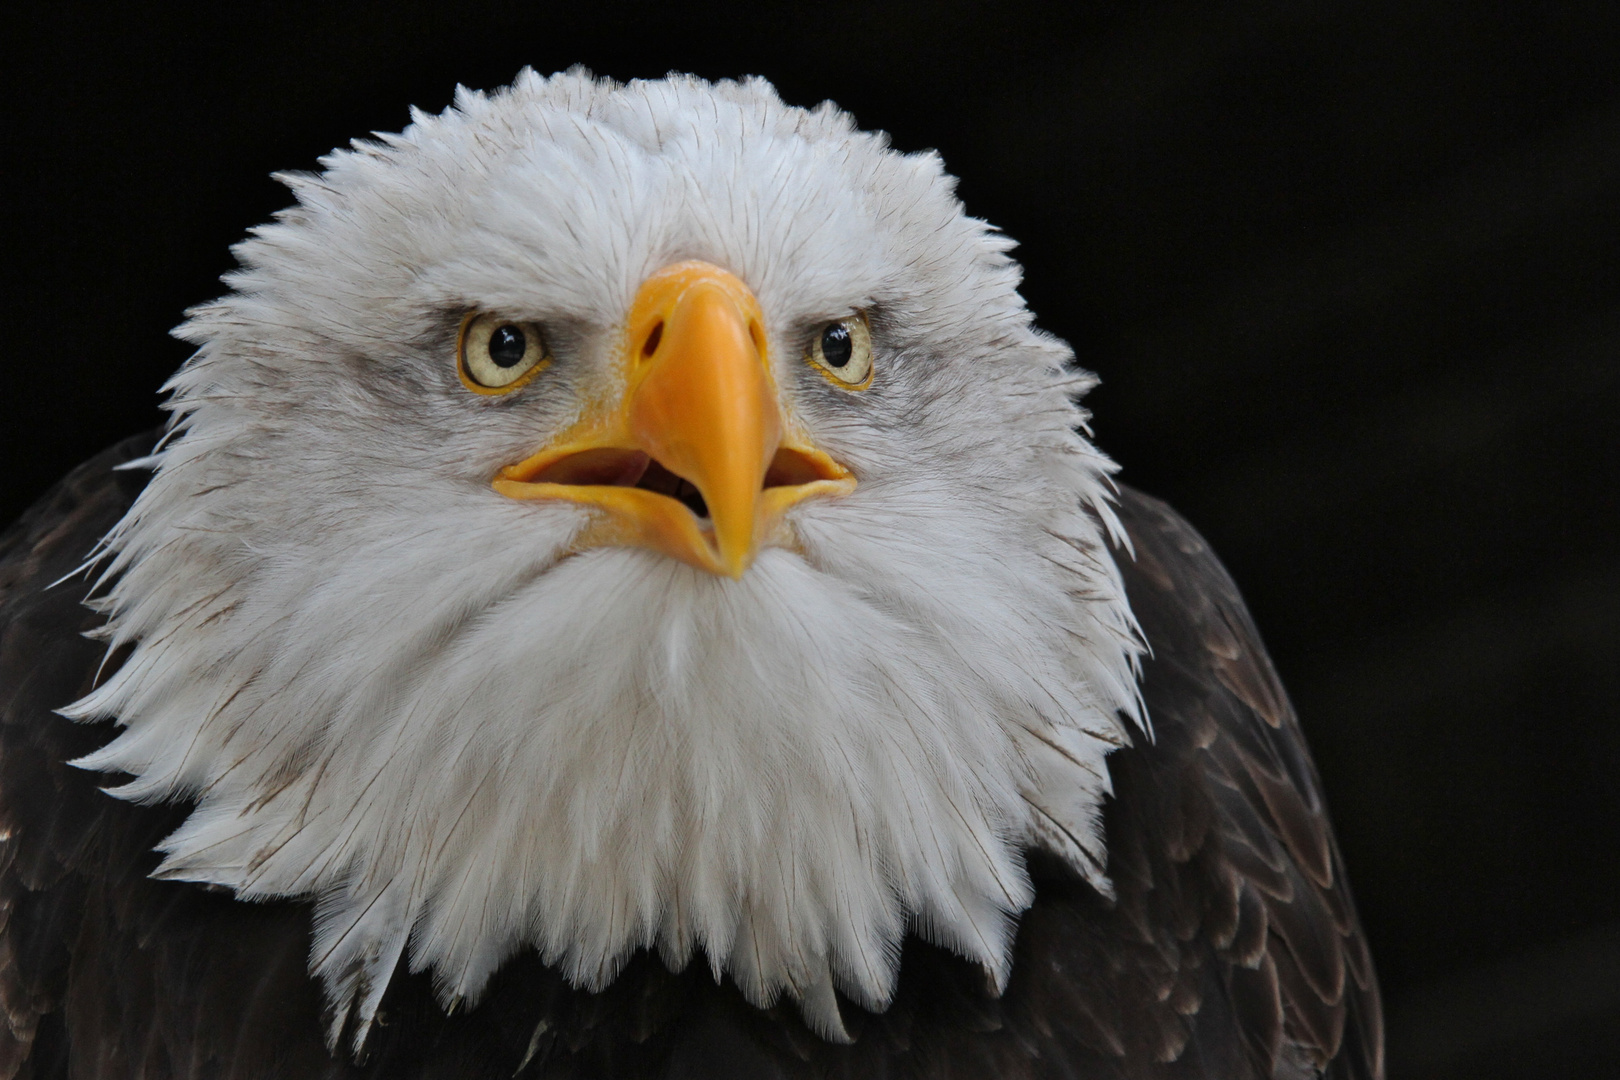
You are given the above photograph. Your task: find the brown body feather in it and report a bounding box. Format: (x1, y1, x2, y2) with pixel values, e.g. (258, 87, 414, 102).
(0, 437, 1381, 1078)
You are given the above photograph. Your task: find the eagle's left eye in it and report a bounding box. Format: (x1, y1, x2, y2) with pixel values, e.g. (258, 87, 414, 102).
(807, 314, 873, 389)
(458, 312, 550, 394)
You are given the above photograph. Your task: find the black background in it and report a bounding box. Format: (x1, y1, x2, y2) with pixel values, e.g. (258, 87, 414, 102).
(7, 2, 1619, 1075)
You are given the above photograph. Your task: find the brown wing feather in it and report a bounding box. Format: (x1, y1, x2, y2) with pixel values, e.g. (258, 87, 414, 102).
(0, 436, 343, 1080)
(0, 445, 1380, 1078)
(1104, 486, 1385, 1079)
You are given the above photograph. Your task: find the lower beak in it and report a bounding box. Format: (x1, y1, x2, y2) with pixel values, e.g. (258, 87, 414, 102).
(492, 261, 854, 577)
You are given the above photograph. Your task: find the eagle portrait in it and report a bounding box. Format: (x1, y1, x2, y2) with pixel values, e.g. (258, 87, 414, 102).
(0, 71, 1381, 1079)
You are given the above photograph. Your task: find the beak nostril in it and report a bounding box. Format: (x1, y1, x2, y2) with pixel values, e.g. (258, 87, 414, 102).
(748, 320, 766, 356)
(642, 321, 664, 358)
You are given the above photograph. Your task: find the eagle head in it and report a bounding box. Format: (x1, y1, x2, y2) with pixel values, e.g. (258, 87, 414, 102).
(66, 70, 1142, 1049)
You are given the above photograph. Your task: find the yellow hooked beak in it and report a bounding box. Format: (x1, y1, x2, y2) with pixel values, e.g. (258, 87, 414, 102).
(492, 261, 855, 577)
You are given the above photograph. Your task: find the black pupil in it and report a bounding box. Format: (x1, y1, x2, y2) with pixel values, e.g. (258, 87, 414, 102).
(489, 325, 528, 368)
(820, 323, 853, 368)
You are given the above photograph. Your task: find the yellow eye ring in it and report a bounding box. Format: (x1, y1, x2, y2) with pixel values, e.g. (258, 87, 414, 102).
(806, 313, 873, 389)
(458, 312, 551, 394)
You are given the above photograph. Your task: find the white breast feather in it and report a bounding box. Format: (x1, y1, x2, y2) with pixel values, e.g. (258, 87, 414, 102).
(65, 70, 1144, 1049)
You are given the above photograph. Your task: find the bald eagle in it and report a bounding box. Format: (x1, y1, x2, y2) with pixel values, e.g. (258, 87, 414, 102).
(0, 71, 1381, 1078)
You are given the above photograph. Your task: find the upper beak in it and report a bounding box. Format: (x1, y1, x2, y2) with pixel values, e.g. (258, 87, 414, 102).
(492, 261, 854, 577)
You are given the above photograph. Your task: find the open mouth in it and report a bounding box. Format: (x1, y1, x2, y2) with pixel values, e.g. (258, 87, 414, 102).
(512, 446, 845, 522)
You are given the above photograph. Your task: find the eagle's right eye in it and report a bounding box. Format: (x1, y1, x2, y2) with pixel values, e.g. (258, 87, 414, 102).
(458, 312, 551, 394)
(807, 313, 873, 389)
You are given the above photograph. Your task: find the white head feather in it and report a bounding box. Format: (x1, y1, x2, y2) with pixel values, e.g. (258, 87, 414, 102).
(66, 69, 1143, 1048)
